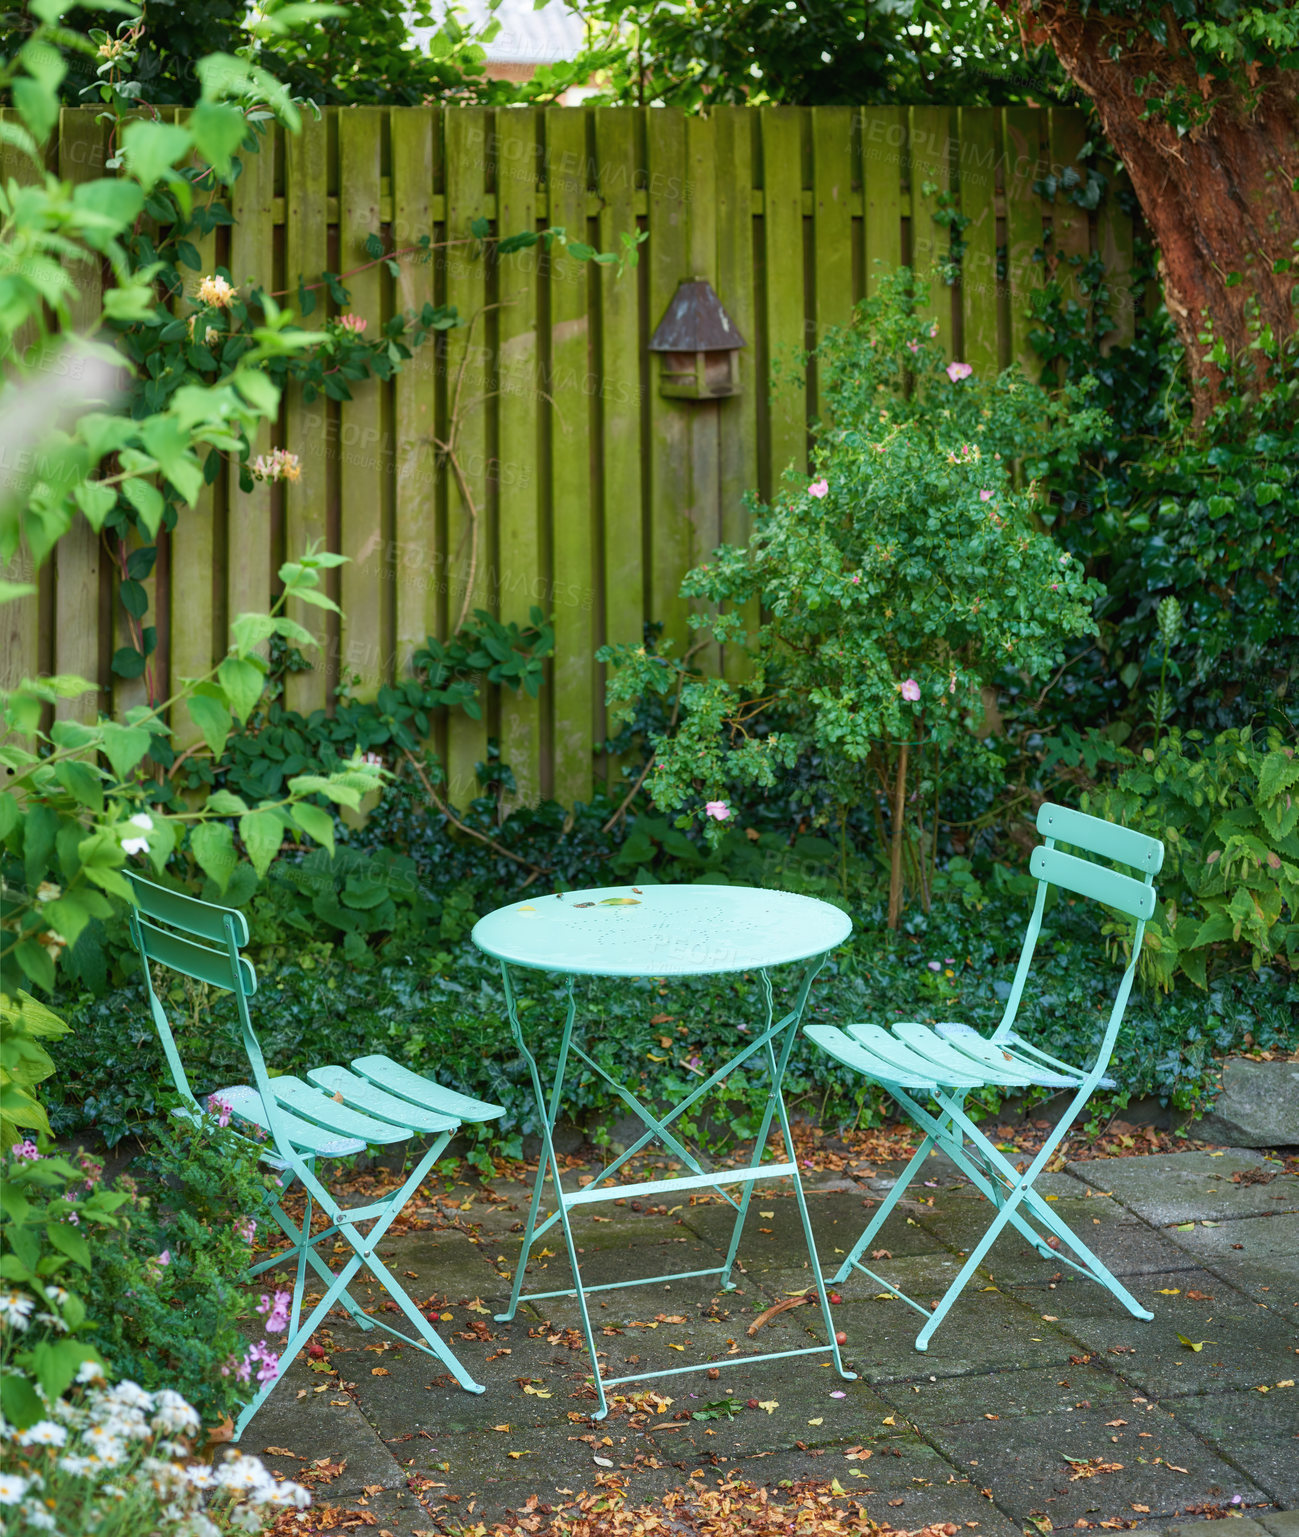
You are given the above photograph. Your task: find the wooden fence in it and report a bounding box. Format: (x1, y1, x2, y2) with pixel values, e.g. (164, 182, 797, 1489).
(4, 105, 1136, 808)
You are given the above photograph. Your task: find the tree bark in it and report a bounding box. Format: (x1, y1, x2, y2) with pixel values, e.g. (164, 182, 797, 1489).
(1006, 1, 1299, 423)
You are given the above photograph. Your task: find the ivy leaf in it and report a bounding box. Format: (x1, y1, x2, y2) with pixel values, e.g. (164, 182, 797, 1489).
(120, 477, 165, 537)
(239, 809, 283, 879)
(73, 480, 117, 530)
(191, 821, 236, 894)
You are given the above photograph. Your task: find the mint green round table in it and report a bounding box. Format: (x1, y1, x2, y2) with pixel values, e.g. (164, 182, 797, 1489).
(471, 882, 855, 1418)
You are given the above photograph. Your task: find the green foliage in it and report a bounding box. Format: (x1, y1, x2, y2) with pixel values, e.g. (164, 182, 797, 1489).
(601, 270, 1106, 927)
(0, 1148, 129, 1426)
(1083, 726, 1299, 990)
(582, 0, 1069, 108)
(79, 1110, 282, 1422)
(0, 991, 70, 1149)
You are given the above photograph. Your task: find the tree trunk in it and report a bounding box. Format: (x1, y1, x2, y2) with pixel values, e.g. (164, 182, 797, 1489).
(887, 740, 908, 930)
(1007, 1, 1299, 423)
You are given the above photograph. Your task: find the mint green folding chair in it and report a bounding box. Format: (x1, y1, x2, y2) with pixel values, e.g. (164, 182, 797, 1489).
(806, 803, 1163, 1350)
(127, 873, 504, 1439)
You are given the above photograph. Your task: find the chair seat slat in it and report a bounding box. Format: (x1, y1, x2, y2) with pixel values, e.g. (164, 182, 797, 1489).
(846, 1023, 986, 1086)
(268, 1076, 413, 1145)
(804, 1025, 940, 1089)
(929, 1022, 1082, 1088)
(890, 1022, 1033, 1088)
(351, 1054, 505, 1123)
(211, 1084, 367, 1157)
(306, 1065, 461, 1133)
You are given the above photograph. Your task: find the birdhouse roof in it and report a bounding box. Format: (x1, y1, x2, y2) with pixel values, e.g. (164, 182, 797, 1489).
(648, 280, 745, 352)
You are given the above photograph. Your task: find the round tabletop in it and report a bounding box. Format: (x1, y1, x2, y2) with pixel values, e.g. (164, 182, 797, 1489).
(470, 883, 853, 978)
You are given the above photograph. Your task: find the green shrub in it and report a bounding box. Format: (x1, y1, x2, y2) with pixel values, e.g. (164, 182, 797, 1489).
(1084, 726, 1299, 989)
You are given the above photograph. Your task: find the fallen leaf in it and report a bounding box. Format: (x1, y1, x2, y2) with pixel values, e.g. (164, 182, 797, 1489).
(808, 1417, 823, 1426)
(264, 1447, 301, 1458)
(1157, 1289, 1181, 1296)
(1177, 1335, 1209, 1352)
(593, 1455, 614, 1467)
(845, 1447, 873, 1461)
(490, 1424, 511, 1432)
(1104, 1420, 1127, 1428)
(1166, 1463, 1190, 1473)
(1131, 1504, 1150, 1514)
(371, 1368, 389, 1376)
(506, 1451, 533, 1459)
(757, 1400, 779, 1414)
(890, 1498, 905, 1506)
(882, 1416, 895, 1426)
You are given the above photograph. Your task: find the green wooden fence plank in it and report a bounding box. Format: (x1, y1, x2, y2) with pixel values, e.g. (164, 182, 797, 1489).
(862, 107, 905, 295)
(443, 107, 492, 807)
(714, 106, 758, 685)
(226, 123, 277, 652)
(957, 107, 1002, 378)
(758, 108, 807, 499)
(545, 107, 595, 807)
(495, 106, 542, 806)
(283, 110, 332, 717)
(337, 109, 386, 698)
(1002, 107, 1047, 379)
(1095, 154, 1136, 353)
(908, 105, 955, 361)
(646, 107, 692, 653)
(685, 109, 722, 676)
(811, 106, 856, 353)
(53, 108, 106, 722)
(390, 105, 438, 684)
(594, 107, 642, 787)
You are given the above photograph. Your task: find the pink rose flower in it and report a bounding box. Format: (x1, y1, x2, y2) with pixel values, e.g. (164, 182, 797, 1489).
(906, 339, 919, 354)
(979, 489, 993, 502)
(704, 801, 730, 821)
(808, 479, 829, 499)
(899, 678, 921, 702)
(928, 961, 942, 972)
(946, 361, 973, 382)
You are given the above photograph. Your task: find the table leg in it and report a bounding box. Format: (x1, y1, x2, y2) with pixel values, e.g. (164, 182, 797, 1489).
(493, 966, 612, 1417)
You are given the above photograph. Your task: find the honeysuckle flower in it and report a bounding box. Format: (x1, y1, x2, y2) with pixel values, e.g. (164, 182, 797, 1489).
(197, 274, 236, 308)
(34, 880, 60, 903)
(37, 930, 67, 956)
(899, 678, 921, 702)
(808, 478, 829, 499)
(251, 447, 302, 483)
(704, 800, 730, 821)
(336, 313, 367, 335)
(121, 811, 154, 856)
(980, 488, 993, 501)
(946, 361, 973, 382)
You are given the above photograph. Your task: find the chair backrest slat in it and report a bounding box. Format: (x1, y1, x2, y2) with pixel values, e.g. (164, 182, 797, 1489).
(1029, 845, 1156, 921)
(135, 916, 259, 996)
(1036, 803, 1163, 875)
(130, 874, 251, 947)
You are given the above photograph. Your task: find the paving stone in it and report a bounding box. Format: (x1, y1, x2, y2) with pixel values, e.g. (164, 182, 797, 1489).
(829, 1285, 1078, 1383)
(1203, 1254, 1299, 1311)
(899, 1361, 1133, 1424)
(683, 1189, 952, 1265)
(712, 1442, 1020, 1533)
(249, 1351, 408, 1497)
(1199, 1059, 1299, 1149)
(285, 1483, 438, 1537)
(1067, 1152, 1299, 1227)
(1161, 1387, 1299, 1509)
(924, 1403, 1268, 1524)
(1008, 1268, 1298, 1400)
(1260, 1514, 1299, 1536)
(1164, 1210, 1299, 1264)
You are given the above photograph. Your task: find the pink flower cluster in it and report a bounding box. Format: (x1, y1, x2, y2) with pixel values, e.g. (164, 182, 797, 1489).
(257, 1290, 292, 1333)
(11, 1140, 40, 1162)
(235, 1215, 257, 1245)
(207, 1094, 232, 1128)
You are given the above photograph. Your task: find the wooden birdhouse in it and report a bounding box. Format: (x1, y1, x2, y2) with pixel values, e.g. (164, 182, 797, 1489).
(648, 278, 745, 399)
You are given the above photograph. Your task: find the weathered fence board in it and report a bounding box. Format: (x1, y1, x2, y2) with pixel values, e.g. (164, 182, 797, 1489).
(6, 105, 1136, 807)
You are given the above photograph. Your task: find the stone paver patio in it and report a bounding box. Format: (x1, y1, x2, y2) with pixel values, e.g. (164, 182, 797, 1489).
(253, 1148, 1298, 1535)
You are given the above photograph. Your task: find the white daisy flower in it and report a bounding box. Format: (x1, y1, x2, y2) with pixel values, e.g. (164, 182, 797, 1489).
(0, 1292, 34, 1330)
(75, 1359, 106, 1385)
(57, 1454, 97, 1476)
(0, 1472, 29, 1504)
(185, 1465, 218, 1490)
(150, 1389, 200, 1437)
(22, 1504, 57, 1530)
(18, 1421, 66, 1448)
(105, 1380, 152, 1412)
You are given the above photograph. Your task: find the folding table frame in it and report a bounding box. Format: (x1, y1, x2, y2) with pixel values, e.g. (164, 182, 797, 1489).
(805, 802, 1164, 1351)
(128, 874, 504, 1440)
(492, 958, 855, 1419)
